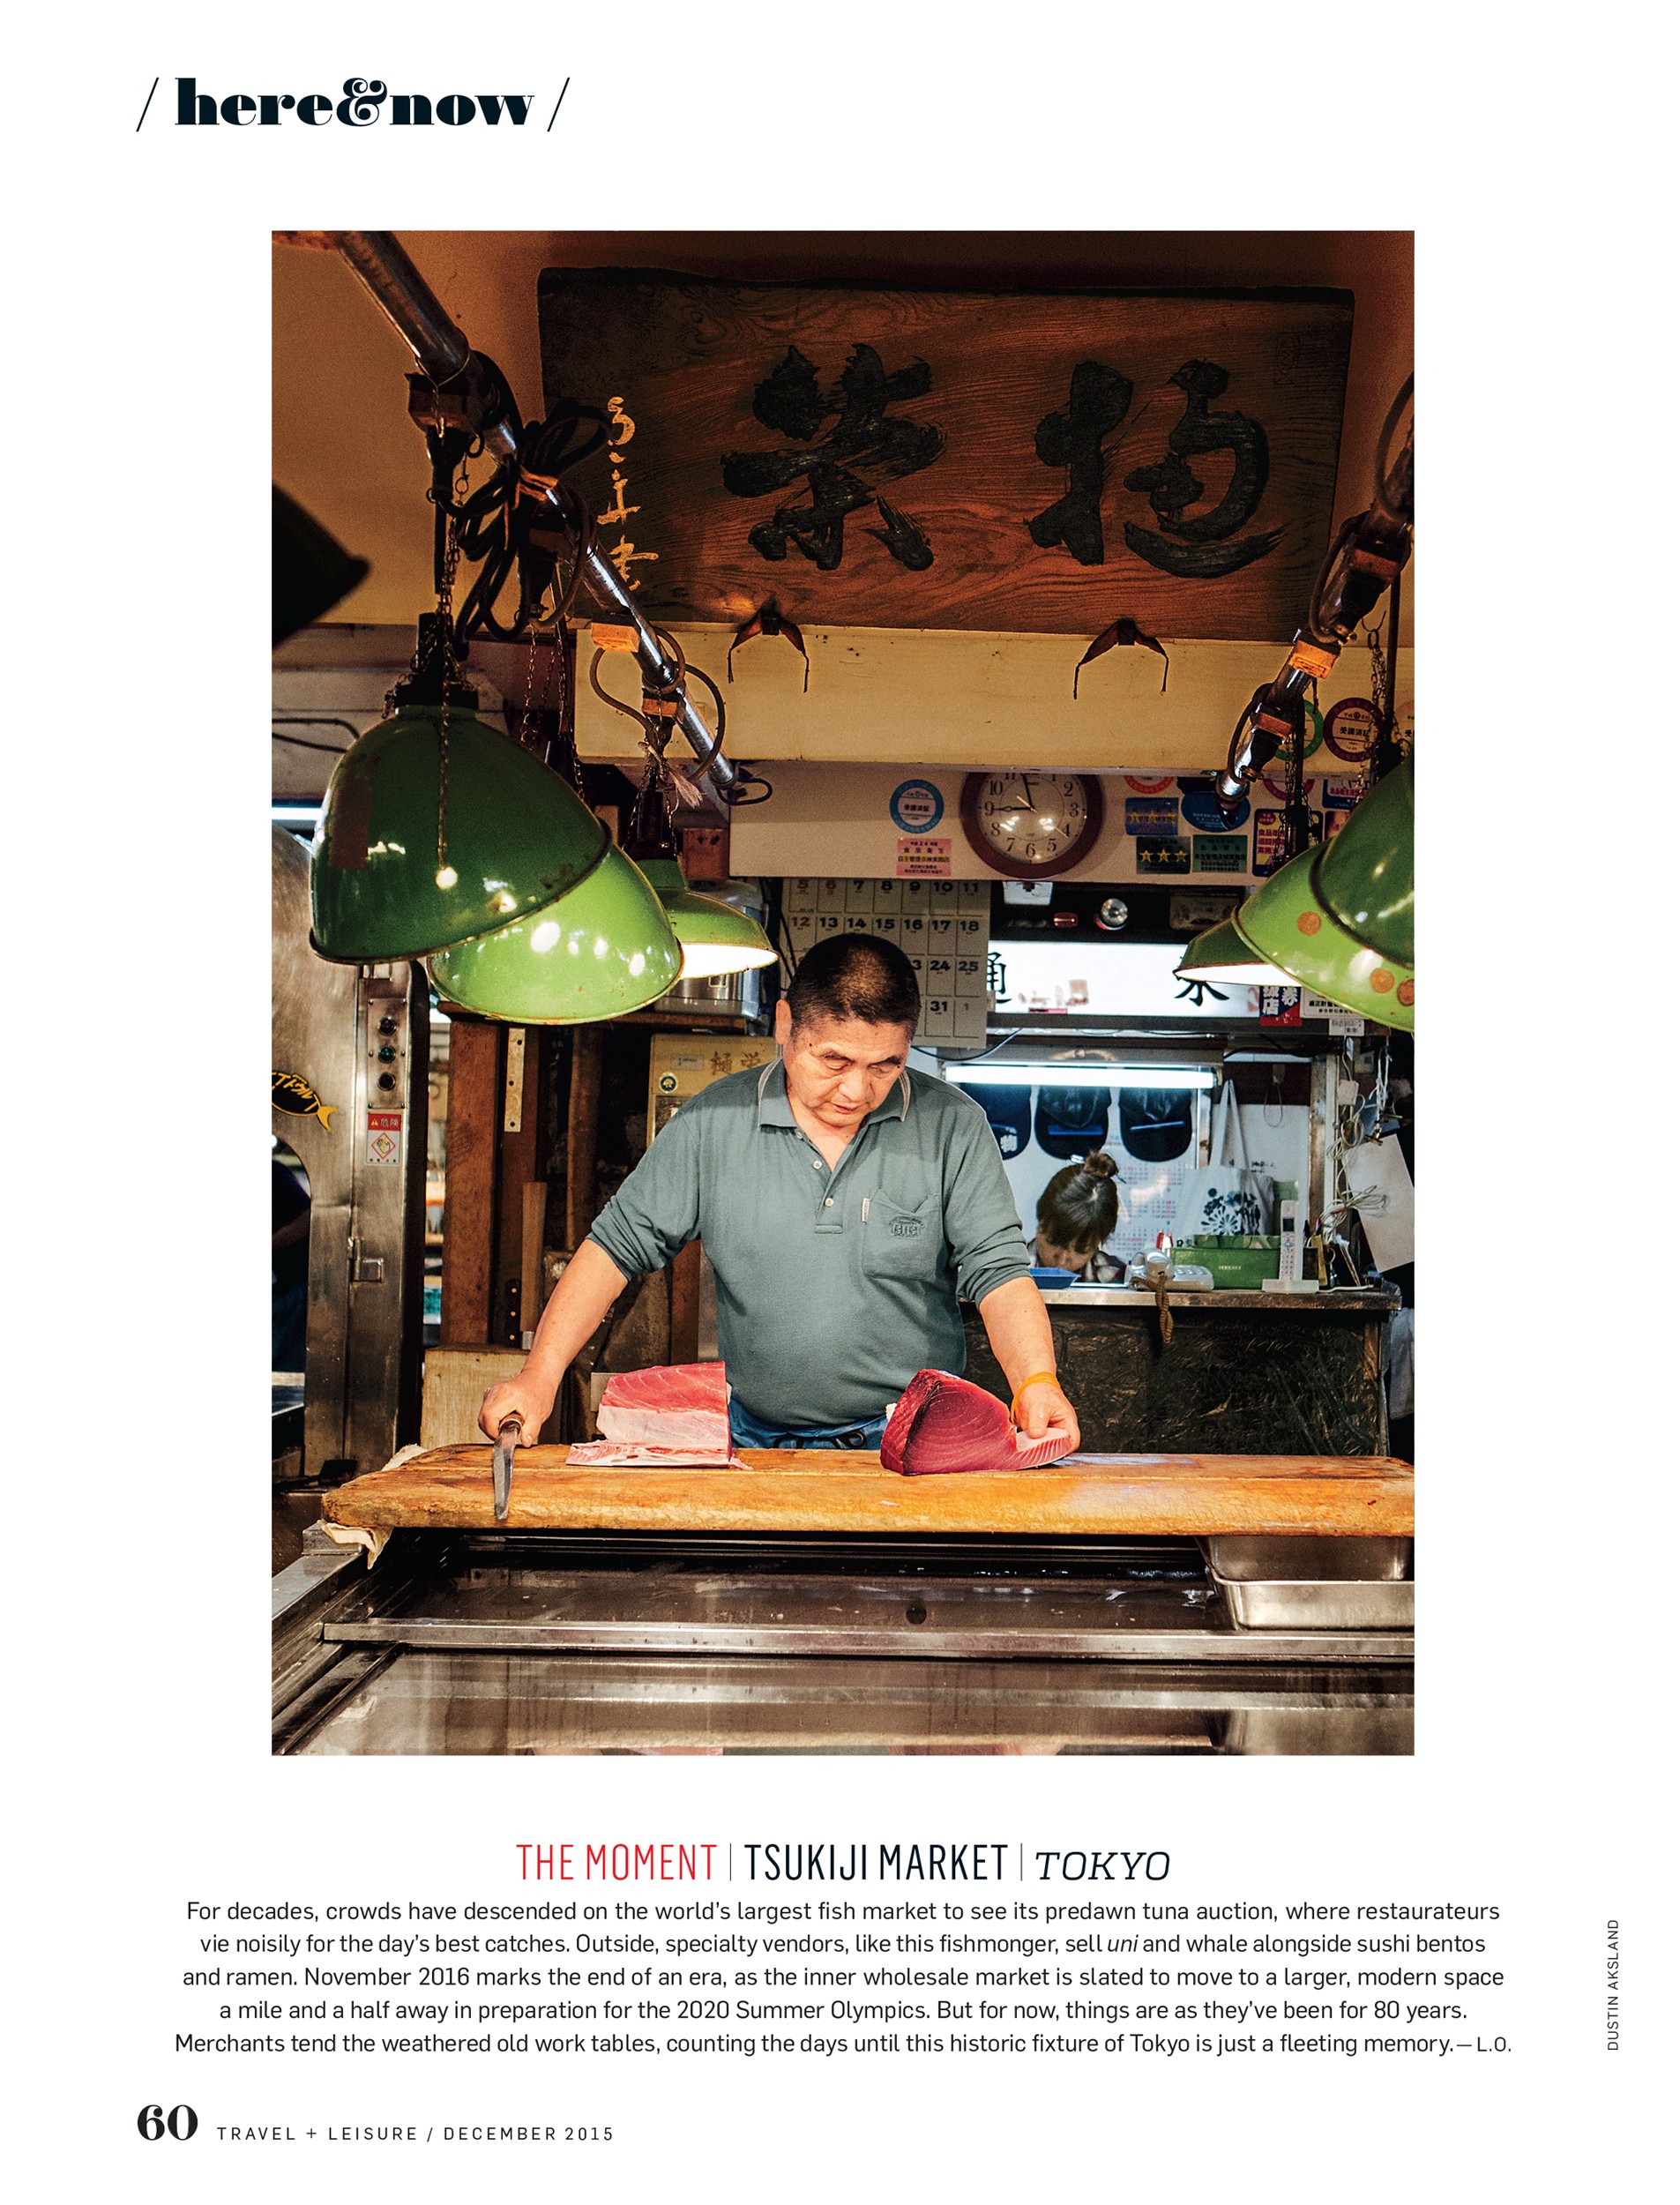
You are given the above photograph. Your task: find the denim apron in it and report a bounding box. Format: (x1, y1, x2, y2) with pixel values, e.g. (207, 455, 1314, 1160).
(729, 1400, 888, 1452)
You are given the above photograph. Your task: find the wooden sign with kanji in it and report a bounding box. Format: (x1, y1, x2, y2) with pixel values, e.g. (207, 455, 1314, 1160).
(537, 271, 1353, 642)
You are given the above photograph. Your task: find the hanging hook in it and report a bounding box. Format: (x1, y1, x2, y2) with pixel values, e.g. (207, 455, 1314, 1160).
(728, 597, 810, 690)
(1072, 617, 1170, 699)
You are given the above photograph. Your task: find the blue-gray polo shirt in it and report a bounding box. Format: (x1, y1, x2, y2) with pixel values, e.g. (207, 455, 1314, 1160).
(587, 1059, 1031, 1431)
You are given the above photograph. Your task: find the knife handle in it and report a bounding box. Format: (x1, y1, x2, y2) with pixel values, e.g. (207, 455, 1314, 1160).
(497, 1416, 524, 1447)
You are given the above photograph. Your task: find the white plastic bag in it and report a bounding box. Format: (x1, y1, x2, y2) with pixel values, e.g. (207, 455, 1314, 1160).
(1173, 1081, 1275, 1239)
(1343, 1137, 1415, 1272)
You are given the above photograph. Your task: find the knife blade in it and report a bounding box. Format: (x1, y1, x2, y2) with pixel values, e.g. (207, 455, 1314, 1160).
(494, 1416, 522, 1522)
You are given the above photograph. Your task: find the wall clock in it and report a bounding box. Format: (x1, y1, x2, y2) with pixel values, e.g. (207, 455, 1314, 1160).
(959, 772, 1105, 879)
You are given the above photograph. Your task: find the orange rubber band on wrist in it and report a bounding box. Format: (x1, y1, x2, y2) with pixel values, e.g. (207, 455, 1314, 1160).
(1009, 1372, 1059, 1424)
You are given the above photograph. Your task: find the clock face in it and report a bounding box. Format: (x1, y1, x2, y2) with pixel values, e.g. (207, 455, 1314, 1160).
(959, 772, 1104, 878)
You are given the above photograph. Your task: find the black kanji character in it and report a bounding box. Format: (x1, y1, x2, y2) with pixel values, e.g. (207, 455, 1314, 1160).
(1027, 361, 1134, 565)
(1122, 360, 1281, 579)
(721, 343, 944, 572)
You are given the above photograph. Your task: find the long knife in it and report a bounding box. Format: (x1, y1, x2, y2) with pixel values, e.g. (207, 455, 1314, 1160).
(493, 1416, 523, 1523)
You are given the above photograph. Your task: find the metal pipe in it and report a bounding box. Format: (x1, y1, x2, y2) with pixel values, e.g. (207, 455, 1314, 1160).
(575, 543, 736, 801)
(333, 230, 736, 801)
(337, 231, 471, 382)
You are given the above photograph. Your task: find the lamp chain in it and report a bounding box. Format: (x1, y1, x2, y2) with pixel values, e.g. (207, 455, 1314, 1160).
(1367, 617, 1389, 764)
(434, 460, 467, 886)
(518, 619, 544, 749)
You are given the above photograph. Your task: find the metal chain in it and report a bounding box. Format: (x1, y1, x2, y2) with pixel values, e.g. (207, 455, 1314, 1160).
(434, 453, 467, 886)
(557, 625, 586, 799)
(519, 612, 589, 799)
(1367, 614, 1389, 736)
(518, 614, 544, 750)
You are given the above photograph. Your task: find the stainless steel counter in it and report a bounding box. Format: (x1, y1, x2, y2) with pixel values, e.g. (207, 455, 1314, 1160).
(273, 1530, 1413, 1758)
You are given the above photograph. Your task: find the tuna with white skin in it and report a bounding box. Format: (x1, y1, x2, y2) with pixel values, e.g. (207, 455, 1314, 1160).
(569, 1362, 739, 1466)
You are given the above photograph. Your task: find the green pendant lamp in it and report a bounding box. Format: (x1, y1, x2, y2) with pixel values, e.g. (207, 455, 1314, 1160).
(637, 857, 778, 980)
(1174, 914, 1295, 989)
(429, 846, 683, 1021)
(1230, 756, 1415, 1030)
(310, 619, 619, 962)
(611, 762, 777, 983)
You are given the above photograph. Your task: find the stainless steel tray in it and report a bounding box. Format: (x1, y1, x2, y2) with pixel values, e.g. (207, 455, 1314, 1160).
(1209, 1565, 1415, 1631)
(1206, 1536, 1412, 1583)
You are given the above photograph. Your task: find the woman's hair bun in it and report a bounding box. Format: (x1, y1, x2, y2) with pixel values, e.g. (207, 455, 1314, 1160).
(1080, 1149, 1119, 1181)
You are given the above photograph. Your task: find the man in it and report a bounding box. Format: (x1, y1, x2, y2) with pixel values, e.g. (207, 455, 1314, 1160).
(480, 934, 1081, 1454)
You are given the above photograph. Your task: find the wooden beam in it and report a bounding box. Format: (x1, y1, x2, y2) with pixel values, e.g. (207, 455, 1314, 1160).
(564, 1027, 603, 1251)
(578, 624, 1415, 773)
(669, 1241, 703, 1364)
(680, 826, 728, 881)
(519, 1181, 548, 1339)
(439, 1020, 500, 1345)
(493, 1028, 541, 1344)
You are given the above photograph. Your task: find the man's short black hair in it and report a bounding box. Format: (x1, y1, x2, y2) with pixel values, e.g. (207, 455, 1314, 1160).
(786, 933, 921, 1034)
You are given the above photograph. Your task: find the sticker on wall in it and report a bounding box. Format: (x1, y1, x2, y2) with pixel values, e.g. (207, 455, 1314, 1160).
(1170, 892, 1243, 932)
(1323, 697, 1381, 762)
(1252, 809, 1325, 873)
(1321, 774, 1370, 811)
(1191, 833, 1250, 873)
(1252, 811, 1289, 876)
(1124, 797, 1180, 837)
(1179, 776, 1250, 833)
(896, 835, 952, 878)
(1258, 989, 1303, 1027)
(1135, 836, 1191, 875)
(366, 1109, 403, 1164)
(889, 779, 945, 833)
(272, 1069, 337, 1129)
(1123, 774, 1176, 795)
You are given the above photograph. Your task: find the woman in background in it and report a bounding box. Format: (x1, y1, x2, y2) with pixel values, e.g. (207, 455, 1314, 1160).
(1034, 1150, 1124, 1281)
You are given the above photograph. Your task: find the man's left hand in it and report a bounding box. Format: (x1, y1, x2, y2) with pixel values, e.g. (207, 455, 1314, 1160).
(1015, 1379, 1080, 1451)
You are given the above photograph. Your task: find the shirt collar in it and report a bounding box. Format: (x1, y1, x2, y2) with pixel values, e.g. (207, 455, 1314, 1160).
(757, 1057, 914, 1130)
(757, 1057, 796, 1126)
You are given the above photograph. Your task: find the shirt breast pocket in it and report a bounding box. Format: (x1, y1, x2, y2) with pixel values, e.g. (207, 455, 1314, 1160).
(864, 1193, 942, 1279)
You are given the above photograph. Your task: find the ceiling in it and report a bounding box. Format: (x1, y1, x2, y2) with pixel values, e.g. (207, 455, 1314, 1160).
(273, 229, 1413, 642)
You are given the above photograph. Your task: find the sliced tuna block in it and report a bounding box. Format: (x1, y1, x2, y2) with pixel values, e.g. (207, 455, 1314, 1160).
(881, 1369, 1076, 1476)
(595, 1361, 732, 1453)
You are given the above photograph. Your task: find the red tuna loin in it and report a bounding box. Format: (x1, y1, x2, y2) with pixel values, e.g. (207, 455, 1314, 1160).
(596, 1361, 731, 1452)
(881, 1370, 1075, 1476)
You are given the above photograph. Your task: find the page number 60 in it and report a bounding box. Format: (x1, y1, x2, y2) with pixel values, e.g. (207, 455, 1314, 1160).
(138, 2105, 198, 2141)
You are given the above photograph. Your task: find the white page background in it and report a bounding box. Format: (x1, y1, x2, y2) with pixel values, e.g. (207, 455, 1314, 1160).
(10, 6, 1665, 2198)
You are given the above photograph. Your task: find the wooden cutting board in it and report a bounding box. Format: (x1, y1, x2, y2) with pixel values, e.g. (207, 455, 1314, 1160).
(325, 1446, 1414, 1539)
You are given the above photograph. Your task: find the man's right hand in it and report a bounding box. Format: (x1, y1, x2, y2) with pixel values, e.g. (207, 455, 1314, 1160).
(478, 1375, 555, 1445)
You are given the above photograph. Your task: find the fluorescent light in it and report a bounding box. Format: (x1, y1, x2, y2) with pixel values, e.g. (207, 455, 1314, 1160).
(950, 1062, 1216, 1089)
(273, 803, 323, 826)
